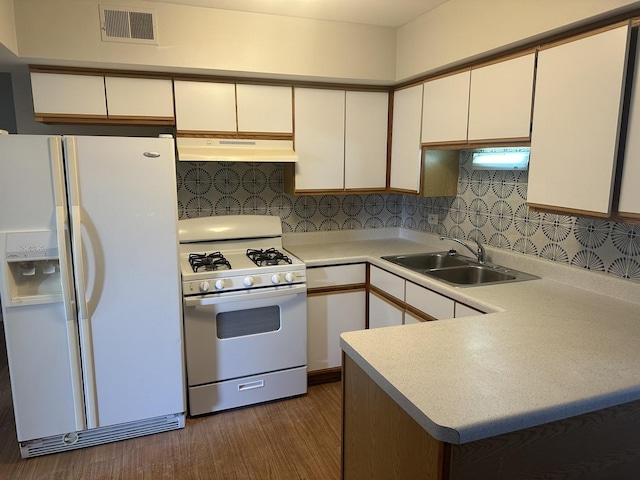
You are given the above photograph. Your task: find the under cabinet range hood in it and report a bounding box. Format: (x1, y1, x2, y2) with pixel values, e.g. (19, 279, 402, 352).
(176, 137, 298, 162)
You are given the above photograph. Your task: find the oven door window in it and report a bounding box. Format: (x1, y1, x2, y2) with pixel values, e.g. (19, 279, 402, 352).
(216, 306, 281, 339)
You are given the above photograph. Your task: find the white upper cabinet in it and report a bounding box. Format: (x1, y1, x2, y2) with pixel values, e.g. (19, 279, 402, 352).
(31, 72, 174, 123)
(421, 54, 535, 145)
(31, 72, 107, 118)
(236, 84, 293, 134)
(105, 77, 174, 119)
(528, 24, 631, 217)
(174, 81, 237, 132)
(421, 71, 470, 144)
(344, 91, 389, 190)
(293, 88, 346, 191)
(174, 81, 292, 135)
(291, 88, 388, 192)
(468, 53, 535, 141)
(618, 31, 640, 220)
(390, 84, 423, 193)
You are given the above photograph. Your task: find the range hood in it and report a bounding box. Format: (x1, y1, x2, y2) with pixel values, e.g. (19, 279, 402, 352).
(177, 137, 298, 162)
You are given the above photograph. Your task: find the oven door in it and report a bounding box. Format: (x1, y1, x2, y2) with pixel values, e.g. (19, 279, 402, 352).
(183, 284, 307, 387)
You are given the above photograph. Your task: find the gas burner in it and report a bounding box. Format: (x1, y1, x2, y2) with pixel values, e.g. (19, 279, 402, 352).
(189, 252, 232, 272)
(246, 248, 292, 267)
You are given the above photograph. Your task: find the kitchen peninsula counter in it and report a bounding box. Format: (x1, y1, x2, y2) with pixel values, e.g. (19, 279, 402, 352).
(284, 228, 640, 478)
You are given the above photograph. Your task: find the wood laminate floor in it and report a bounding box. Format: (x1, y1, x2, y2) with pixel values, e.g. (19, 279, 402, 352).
(0, 326, 342, 480)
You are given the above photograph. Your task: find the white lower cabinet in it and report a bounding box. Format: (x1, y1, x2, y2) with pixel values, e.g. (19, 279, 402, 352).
(368, 264, 483, 327)
(308, 291, 366, 371)
(306, 264, 366, 373)
(368, 291, 404, 329)
(405, 281, 455, 320)
(455, 303, 484, 318)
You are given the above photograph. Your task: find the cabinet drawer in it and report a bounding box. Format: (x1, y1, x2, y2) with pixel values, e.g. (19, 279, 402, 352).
(369, 266, 404, 301)
(405, 282, 454, 320)
(307, 264, 366, 289)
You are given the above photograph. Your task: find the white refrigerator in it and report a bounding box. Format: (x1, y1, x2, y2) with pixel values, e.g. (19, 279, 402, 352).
(0, 135, 185, 457)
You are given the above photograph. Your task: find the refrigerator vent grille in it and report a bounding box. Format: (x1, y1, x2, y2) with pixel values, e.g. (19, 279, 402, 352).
(19, 413, 185, 458)
(99, 5, 158, 44)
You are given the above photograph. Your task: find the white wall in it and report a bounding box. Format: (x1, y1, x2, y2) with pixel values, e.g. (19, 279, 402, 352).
(12, 0, 396, 84)
(396, 0, 640, 81)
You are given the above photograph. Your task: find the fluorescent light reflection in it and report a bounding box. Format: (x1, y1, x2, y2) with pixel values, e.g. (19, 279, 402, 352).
(471, 148, 530, 170)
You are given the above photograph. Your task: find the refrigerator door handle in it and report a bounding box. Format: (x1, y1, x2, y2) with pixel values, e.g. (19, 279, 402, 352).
(65, 137, 99, 429)
(49, 137, 87, 431)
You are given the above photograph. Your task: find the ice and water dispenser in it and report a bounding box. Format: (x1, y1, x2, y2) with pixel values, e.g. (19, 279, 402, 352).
(2, 231, 62, 305)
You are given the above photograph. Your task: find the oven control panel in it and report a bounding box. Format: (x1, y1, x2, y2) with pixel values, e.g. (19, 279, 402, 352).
(183, 270, 306, 294)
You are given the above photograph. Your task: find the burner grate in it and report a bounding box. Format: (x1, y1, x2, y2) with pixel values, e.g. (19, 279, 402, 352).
(189, 252, 232, 272)
(246, 248, 292, 267)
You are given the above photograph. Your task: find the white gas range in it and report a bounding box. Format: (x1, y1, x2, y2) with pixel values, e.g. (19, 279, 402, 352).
(178, 215, 307, 416)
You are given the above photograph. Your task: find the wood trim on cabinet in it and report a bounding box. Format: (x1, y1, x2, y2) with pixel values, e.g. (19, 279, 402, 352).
(307, 284, 366, 296)
(369, 285, 405, 310)
(421, 139, 531, 150)
(404, 304, 437, 322)
(34, 114, 174, 126)
(538, 20, 632, 51)
(611, 212, 640, 224)
(527, 202, 611, 219)
(176, 130, 293, 140)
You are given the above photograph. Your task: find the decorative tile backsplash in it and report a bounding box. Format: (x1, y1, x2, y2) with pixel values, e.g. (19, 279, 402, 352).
(176, 155, 640, 282)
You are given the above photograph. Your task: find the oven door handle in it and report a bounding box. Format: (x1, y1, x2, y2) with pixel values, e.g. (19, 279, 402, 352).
(184, 284, 306, 307)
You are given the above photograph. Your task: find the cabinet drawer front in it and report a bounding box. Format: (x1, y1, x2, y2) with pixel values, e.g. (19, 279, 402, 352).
(307, 264, 366, 289)
(405, 282, 454, 320)
(369, 266, 404, 301)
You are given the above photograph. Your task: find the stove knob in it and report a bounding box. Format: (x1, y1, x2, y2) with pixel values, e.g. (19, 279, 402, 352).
(244, 276, 254, 287)
(285, 272, 295, 283)
(271, 274, 281, 285)
(199, 281, 210, 292)
(215, 279, 226, 290)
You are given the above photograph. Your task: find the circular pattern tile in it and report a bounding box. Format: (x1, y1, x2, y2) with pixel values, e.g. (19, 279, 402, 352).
(571, 250, 605, 272)
(213, 168, 240, 194)
(573, 218, 610, 249)
(242, 168, 267, 194)
(184, 168, 212, 195)
(611, 224, 640, 256)
(294, 196, 318, 219)
(342, 195, 363, 217)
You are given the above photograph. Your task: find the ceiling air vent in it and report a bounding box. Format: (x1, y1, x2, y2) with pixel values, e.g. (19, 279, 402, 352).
(99, 5, 158, 44)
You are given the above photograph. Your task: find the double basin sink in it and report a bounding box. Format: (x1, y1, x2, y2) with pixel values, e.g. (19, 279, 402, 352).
(381, 251, 539, 287)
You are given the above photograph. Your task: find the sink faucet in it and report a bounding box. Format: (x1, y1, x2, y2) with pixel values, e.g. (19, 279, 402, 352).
(439, 236, 486, 264)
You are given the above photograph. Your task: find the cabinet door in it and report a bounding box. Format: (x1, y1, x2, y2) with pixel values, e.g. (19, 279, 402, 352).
(105, 77, 174, 119)
(236, 84, 293, 134)
(390, 84, 423, 193)
(619, 32, 640, 219)
(455, 303, 484, 318)
(468, 53, 535, 141)
(307, 291, 366, 371)
(405, 281, 454, 320)
(293, 88, 345, 191)
(368, 291, 403, 329)
(528, 24, 631, 216)
(344, 91, 389, 190)
(421, 71, 470, 144)
(174, 80, 236, 132)
(31, 72, 107, 117)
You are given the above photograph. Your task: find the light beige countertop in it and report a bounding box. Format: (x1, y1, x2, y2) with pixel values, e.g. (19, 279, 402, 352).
(284, 228, 640, 444)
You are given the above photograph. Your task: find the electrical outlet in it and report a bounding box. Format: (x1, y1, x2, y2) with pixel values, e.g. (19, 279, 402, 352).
(427, 213, 438, 226)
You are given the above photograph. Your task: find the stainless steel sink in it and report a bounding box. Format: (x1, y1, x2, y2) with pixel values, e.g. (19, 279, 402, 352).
(381, 251, 539, 287)
(382, 251, 470, 270)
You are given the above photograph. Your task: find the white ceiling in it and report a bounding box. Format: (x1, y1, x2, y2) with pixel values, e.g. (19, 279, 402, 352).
(147, 0, 449, 27)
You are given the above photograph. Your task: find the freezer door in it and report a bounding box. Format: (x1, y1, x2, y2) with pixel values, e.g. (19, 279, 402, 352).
(0, 135, 86, 442)
(64, 136, 185, 429)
